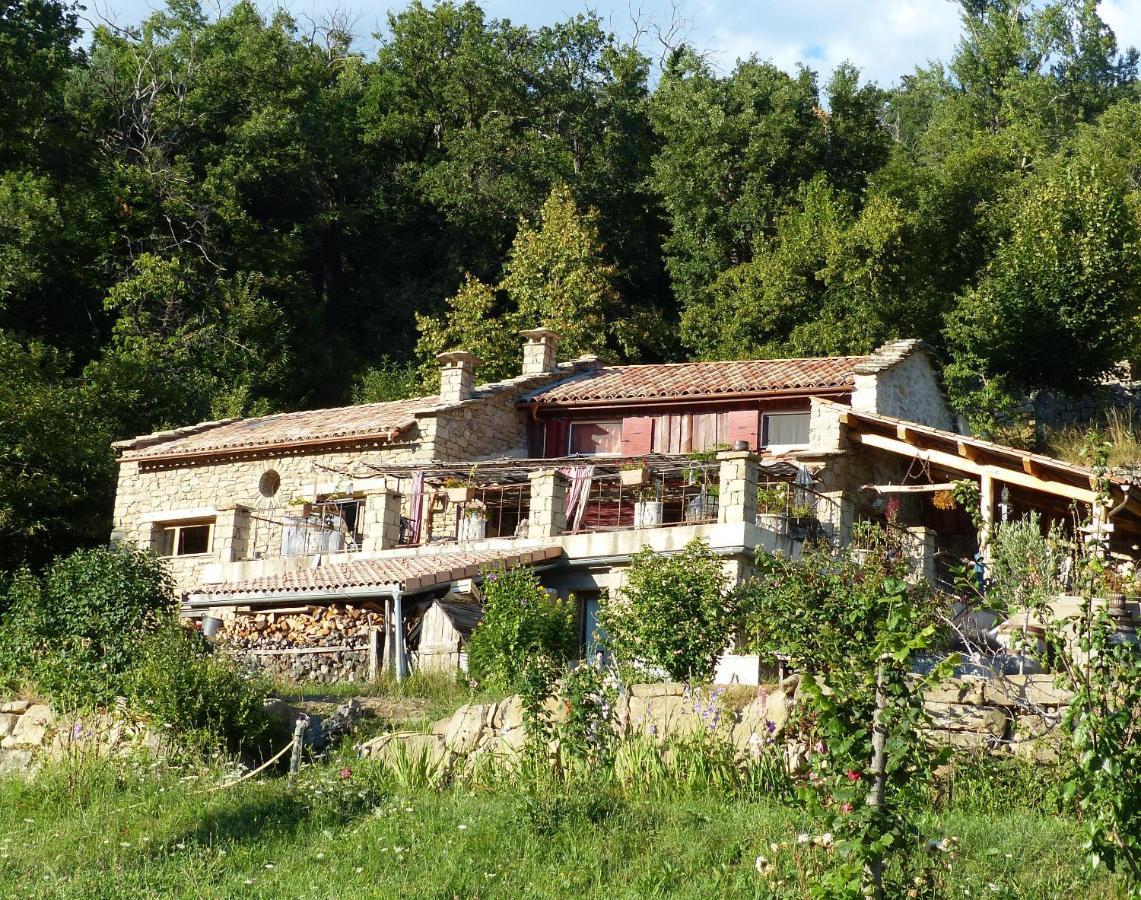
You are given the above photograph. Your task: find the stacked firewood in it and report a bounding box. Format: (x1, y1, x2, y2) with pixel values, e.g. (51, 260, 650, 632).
(217, 604, 385, 683)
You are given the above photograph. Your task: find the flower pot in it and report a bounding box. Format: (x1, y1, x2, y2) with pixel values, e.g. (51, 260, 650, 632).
(446, 485, 476, 503)
(457, 513, 487, 542)
(634, 500, 663, 528)
(620, 467, 649, 488)
(756, 513, 786, 535)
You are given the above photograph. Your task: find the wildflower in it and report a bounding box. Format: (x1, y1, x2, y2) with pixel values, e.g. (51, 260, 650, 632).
(765, 719, 776, 734)
(458, 824, 467, 830)
(813, 740, 826, 754)
(265, 863, 275, 870)
(928, 838, 952, 853)
(754, 855, 774, 876)
(355, 867, 364, 874)
(340, 767, 352, 779)
(769, 842, 780, 854)
(796, 833, 811, 844)
(813, 832, 833, 847)
(845, 769, 861, 781)
(840, 802, 854, 813)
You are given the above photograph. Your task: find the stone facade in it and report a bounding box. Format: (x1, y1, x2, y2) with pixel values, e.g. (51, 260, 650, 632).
(852, 340, 955, 431)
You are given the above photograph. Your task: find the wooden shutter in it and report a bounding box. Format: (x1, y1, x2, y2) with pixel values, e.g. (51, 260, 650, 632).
(725, 409, 760, 450)
(543, 419, 568, 458)
(620, 416, 653, 456)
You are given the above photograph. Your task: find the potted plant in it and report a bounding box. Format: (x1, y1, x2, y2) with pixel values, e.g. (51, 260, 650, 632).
(633, 483, 663, 528)
(457, 500, 488, 541)
(755, 483, 787, 534)
(444, 465, 479, 503)
(286, 496, 314, 518)
(619, 460, 650, 488)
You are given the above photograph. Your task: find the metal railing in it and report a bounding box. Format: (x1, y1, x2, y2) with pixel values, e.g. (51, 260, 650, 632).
(567, 463, 720, 533)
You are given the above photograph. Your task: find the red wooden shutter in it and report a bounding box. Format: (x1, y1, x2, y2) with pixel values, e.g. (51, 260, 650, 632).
(620, 416, 653, 456)
(543, 419, 568, 458)
(725, 409, 759, 450)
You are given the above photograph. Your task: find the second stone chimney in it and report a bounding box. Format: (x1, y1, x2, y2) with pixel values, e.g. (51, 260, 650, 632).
(520, 328, 559, 376)
(437, 351, 481, 404)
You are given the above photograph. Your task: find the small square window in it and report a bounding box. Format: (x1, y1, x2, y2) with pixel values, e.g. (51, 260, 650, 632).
(762, 412, 810, 448)
(157, 522, 214, 557)
(568, 421, 622, 456)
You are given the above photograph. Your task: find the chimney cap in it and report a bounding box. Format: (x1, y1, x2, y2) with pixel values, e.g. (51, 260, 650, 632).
(520, 327, 560, 342)
(436, 350, 482, 367)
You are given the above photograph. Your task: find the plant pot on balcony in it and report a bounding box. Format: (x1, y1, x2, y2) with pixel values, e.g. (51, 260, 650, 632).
(756, 513, 786, 535)
(446, 485, 476, 503)
(620, 466, 650, 488)
(634, 500, 664, 528)
(457, 513, 487, 542)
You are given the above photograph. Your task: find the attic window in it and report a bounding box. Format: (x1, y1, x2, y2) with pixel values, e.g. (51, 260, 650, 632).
(157, 521, 214, 557)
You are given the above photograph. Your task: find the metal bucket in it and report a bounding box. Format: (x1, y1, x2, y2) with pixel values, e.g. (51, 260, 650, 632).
(201, 615, 223, 639)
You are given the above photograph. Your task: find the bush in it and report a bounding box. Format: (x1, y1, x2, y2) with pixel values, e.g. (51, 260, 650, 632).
(125, 623, 270, 750)
(466, 565, 577, 691)
(0, 545, 176, 706)
(598, 539, 731, 682)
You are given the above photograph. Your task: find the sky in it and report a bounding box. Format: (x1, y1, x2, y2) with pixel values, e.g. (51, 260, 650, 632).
(85, 0, 1141, 89)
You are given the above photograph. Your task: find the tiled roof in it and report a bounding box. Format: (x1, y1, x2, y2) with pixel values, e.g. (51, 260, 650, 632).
(188, 546, 563, 603)
(525, 357, 866, 405)
(117, 397, 433, 462)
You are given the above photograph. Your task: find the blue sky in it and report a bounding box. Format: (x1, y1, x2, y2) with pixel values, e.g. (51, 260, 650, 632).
(84, 0, 1141, 88)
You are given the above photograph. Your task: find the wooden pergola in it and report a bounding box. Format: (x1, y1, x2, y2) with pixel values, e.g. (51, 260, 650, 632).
(815, 399, 1141, 552)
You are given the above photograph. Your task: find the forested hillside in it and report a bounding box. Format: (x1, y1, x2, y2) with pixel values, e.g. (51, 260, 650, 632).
(3, 0, 1140, 569)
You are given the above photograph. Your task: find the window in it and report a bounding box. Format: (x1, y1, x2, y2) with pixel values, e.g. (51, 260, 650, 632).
(157, 521, 214, 557)
(568, 421, 622, 456)
(762, 411, 810, 449)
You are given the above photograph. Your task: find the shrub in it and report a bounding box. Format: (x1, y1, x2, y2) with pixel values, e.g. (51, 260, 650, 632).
(125, 623, 270, 750)
(598, 538, 732, 682)
(466, 565, 577, 691)
(0, 545, 176, 706)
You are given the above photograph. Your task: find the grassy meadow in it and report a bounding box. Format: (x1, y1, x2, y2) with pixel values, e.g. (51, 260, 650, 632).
(0, 747, 1125, 899)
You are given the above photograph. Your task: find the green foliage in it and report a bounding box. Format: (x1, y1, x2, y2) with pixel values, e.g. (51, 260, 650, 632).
(125, 623, 270, 750)
(987, 512, 1069, 611)
(740, 544, 943, 673)
(0, 545, 176, 706)
(598, 538, 732, 682)
(466, 565, 577, 691)
(350, 358, 423, 404)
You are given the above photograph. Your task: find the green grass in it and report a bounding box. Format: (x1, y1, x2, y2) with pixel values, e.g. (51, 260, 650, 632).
(0, 753, 1126, 899)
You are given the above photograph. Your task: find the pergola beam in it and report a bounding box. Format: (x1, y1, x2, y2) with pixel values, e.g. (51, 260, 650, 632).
(850, 431, 1098, 504)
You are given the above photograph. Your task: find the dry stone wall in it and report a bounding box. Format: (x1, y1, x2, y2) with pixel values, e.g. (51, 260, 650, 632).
(0, 700, 165, 778)
(359, 675, 1070, 770)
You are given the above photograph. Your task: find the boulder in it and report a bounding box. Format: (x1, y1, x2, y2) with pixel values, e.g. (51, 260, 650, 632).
(359, 731, 450, 767)
(0, 748, 36, 777)
(443, 703, 492, 755)
(918, 678, 986, 707)
(0, 700, 31, 715)
(628, 683, 687, 699)
(922, 729, 999, 750)
(0, 714, 17, 738)
(731, 688, 791, 752)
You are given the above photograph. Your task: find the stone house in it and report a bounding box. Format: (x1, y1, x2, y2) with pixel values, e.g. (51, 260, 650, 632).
(110, 332, 1141, 683)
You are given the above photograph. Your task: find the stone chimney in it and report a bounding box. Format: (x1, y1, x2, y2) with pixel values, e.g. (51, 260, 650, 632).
(520, 328, 559, 376)
(437, 351, 481, 404)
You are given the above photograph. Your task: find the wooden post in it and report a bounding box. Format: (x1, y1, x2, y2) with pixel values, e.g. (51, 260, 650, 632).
(979, 471, 995, 565)
(289, 715, 308, 777)
(866, 659, 888, 900)
(368, 627, 380, 682)
(381, 594, 393, 674)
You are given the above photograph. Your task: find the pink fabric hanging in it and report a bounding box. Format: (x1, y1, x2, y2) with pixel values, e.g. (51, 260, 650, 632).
(408, 471, 426, 544)
(559, 465, 595, 532)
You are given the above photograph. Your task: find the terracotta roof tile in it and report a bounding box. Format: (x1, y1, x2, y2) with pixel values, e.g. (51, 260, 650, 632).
(189, 546, 563, 602)
(525, 357, 866, 404)
(119, 397, 433, 461)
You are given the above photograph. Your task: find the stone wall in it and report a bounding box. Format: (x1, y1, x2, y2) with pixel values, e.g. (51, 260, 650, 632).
(359, 675, 1069, 769)
(852, 340, 956, 431)
(0, 700, 164, 778)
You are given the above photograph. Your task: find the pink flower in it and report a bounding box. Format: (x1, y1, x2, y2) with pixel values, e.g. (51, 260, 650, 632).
(846, 769, 862, 781)
(840, 802, 854, 813)
(339, 767, 352, 779)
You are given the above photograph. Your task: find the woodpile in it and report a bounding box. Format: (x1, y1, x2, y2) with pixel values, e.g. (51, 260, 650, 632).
(218, 604, 385, 683)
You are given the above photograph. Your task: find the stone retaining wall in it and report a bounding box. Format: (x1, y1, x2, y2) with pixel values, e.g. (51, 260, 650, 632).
(359, 675, 1070, 769)
(0, 700, 163, 778)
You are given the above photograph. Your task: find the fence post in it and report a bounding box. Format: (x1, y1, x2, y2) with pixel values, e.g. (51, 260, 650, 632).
(368, 627, 380, 682)
(289, 714, 309, 776)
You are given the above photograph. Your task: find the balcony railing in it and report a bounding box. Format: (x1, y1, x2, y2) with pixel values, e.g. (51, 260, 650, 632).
(566, 461, 720, 534)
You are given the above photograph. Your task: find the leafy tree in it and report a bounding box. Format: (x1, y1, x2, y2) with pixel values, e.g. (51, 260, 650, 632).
(415, 185, 643, 384)
(0, 333, 115, 570)
(466, 564, 577, 691)
(598, 538, 731, 682)
(946, 156, 1141, 421)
